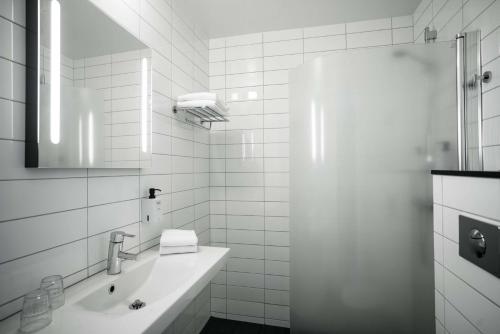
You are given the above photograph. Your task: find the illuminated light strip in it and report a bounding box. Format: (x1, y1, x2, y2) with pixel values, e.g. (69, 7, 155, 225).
(88, 112, 94, 165)
(311, 102, 317, 162)
(37, 0, 41, 143)
(50, 0, 60, 144)
(141, 58, 148, 153)
(320, 108, 325, 162)
(78, 116, 82, 164)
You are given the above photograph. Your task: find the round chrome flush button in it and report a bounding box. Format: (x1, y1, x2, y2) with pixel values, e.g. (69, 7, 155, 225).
(469, 229, 486, 258)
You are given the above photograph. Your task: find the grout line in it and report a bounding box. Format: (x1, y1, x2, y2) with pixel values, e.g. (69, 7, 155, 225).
(441, 291, 487, 334)
(86, 167, 90, 278)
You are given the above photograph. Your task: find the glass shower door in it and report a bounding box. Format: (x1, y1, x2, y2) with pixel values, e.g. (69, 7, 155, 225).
(289, 42, 457, 334)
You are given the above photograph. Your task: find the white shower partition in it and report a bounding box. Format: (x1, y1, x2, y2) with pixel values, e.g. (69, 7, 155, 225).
(289, 43, 457, 333)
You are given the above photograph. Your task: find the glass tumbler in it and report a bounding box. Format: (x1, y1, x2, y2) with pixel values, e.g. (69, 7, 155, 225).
(40, 275, 65, 309)
(20, 289, 52, 333)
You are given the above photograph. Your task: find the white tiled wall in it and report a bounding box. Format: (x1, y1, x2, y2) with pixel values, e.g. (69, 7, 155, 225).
(0, 0, 211, 330)
(415, 3, 500, 331)
(413, 0, 500, 170)
(207, 16, 414, 328)
(433, 175, 500, 334)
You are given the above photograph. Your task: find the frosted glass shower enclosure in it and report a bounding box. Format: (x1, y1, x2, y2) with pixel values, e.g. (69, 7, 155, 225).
(290, 43, 458, 333)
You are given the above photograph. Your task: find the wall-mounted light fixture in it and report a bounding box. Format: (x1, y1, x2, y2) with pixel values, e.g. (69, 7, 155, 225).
(141, 58, 148, 153)
(311, 101, 316, 162)
(88, 112, 94, 165)
(50, 0, 61, 144)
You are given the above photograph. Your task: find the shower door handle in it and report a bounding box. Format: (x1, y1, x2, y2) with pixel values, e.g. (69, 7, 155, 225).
(456, 34, 467, 171)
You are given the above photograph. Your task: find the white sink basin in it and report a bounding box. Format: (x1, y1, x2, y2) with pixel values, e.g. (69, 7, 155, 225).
(0, 246, 229, 334)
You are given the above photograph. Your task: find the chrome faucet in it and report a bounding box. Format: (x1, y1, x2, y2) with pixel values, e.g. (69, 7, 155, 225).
(107, 231, 137, 275)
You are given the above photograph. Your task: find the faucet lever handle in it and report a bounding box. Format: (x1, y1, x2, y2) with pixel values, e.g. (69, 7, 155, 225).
(110, 231, 136, 243)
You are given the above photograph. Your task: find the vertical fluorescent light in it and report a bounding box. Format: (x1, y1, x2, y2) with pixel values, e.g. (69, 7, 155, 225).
(50, 0, 60, 144)
(311, 102, 317, 162)
(320, 108, 325, 163)
(88, 112, 94, 165)
(37, 0, 41, 143)
(141, 58, 148, 153)
(78, 116, 82, 164)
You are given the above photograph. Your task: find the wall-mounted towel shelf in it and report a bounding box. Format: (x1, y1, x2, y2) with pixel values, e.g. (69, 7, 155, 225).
(173, 105, 228, 129)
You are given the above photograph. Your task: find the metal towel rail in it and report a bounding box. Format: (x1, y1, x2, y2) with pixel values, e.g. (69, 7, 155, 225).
(173, 104, 228, 130)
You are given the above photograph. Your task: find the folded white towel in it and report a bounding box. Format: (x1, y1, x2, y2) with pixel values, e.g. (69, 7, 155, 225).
(160, 229, 198, 247)
(176, 99, 228, 115)
(177, 92, 217, 102)
(159, 245, 198, 255)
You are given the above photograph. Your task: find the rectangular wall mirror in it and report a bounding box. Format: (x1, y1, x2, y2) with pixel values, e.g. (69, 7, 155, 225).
(26, 0, 152, 168)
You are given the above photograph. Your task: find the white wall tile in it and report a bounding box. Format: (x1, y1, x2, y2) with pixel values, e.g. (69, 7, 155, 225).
(0, 240, 87, 307)
(227, 286, 264, 303)
(227, 229, 264, 245)
(88, 176, 139, 206)
(264, 40, 303, 56)
(303, 23, 345, 38)
(209, 48, 225, 62)
(263, 55, 302, 71)
(392, 15, 413, 28)
(209, 38, 225, 49)
(227, 215, 265, 230)
(442, 176, 500, 220)
(226, 86, 264, 102)
(0, 209, 86, 263)
(226, 44, 263, 61)
(433, 204, 443, 234)
(264, 85, 289, 99)
(444, 238, 500, 306)
(435, 291, 445, 324)
(226, 33, 262, 47)
(444, 300, 481, 334)
(346, 18, 391, 33)
(227, 72, 263, 88)
(304, 35, 346, 52)
(444, 270, 500, 334)
(433, 175, 443, 204)
(0, 179, 87, 221)
(227, 101, 263, 116)
(433, 232, 444, 264)
(481, 27, 500, 65)
(347, 30, 392, 48)
(263, 28, 303, 42)
(226, 58, 263, 74)
(393, 27, 414, 44)
(227, 173, 264, 187)
(88, 199, 140, 235)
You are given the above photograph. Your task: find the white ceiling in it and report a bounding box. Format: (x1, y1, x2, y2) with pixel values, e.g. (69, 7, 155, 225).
(174, 0, 422, 39)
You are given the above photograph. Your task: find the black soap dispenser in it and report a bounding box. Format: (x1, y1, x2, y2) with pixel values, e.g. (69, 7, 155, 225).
(143, 188, 162, 223)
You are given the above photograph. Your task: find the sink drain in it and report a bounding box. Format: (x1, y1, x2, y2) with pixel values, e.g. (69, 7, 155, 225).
(129, 299, 146, 310)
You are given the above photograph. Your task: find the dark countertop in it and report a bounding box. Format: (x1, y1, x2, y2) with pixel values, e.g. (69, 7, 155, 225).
(431, 170, 500, 178)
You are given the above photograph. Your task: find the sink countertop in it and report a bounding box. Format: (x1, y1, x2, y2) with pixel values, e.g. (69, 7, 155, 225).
(0, 246, 229, 334)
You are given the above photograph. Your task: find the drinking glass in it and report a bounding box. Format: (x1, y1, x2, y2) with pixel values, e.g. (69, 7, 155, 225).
(40, 275, 65, 309)
(20, 289, 52, 333)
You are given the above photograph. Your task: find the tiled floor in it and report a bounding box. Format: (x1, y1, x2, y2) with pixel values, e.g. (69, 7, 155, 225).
(201, 317, 290, 334)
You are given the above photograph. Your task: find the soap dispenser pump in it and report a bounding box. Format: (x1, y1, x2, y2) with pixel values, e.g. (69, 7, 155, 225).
(142, 188, 162, 224)
(149, 188, 161, 199)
